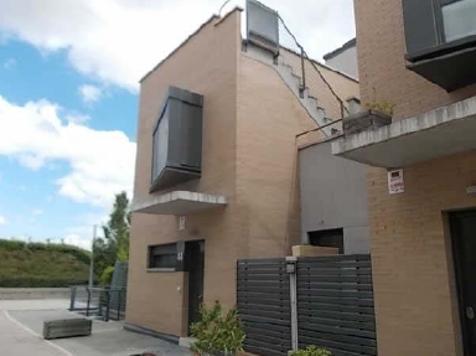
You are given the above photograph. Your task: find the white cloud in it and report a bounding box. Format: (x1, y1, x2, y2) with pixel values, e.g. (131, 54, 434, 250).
(0, 95, 136, 207)
(0, 215, 6, 225)
(79, 84, 102, 104)
(0, 0, 354, 91)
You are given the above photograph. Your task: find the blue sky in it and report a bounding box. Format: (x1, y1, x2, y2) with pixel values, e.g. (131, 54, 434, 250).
(0, 40, 138, 248)
(0, 0, 354, 249)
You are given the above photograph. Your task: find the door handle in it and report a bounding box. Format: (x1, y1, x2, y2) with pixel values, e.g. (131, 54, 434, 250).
(466, 306, 475, 320)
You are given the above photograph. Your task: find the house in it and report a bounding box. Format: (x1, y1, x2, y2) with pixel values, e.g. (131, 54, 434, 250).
(333, 0, 476, 354)
(323, 38, 359, 80)
(125, 1, 363, 341)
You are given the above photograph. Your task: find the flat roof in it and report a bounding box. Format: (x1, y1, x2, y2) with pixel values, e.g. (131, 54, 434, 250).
(323, 38, 357, 61)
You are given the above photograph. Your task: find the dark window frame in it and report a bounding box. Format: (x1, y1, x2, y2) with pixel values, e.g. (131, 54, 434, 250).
(151, 102, 169, 186)
(405, 0, 476, 61)
(149, 87, 204, 192)
(148, 243, 178, 270)
(308, 228, 344, 254)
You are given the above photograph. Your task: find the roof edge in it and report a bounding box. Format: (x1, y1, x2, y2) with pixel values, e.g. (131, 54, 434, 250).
(323, 38, 357, 61)
(139, 7, 243, 84)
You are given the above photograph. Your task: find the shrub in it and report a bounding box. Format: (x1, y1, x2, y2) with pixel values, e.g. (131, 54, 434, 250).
(191, 301, 245, 355)
(99, 265, 115, 286)
(0, 239, 90, 288)
(290, 346, 332, 356)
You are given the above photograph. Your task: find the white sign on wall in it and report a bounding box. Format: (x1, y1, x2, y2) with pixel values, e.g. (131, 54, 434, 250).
(178, 216, 186, 231)
(388, 169, 404, 194)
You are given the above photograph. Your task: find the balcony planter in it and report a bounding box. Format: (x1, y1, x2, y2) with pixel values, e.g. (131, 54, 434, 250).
(343, 109, 392, 136)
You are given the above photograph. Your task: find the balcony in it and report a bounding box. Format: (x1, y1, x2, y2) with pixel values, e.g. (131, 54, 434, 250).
(332, 96, 476, 168)
(403, 0, 476, 91)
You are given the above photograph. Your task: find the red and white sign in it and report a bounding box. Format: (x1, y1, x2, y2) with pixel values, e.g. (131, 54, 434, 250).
(388, 169, 404, 194)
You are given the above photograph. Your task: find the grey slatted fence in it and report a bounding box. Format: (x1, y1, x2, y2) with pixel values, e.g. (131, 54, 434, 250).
(237, 254, 377, 356)
(297, 255, 377, 356)
(237, 258, 292, 356)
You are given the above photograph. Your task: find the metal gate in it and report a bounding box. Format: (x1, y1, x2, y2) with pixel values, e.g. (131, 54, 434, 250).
(237, 254, 377, 356)
(237, 258, 291, 356)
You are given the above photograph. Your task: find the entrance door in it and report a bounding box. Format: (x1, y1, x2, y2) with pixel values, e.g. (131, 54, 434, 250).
(450, 210, 476, 355)
(185, 240, 205, 333)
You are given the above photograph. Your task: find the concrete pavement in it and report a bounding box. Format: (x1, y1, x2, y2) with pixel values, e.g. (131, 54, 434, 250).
(0, 299, 191, 356)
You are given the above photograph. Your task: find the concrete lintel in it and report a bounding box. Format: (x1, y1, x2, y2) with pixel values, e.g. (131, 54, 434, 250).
(331, 95, 476, 167)
(132, 190, 227, 215)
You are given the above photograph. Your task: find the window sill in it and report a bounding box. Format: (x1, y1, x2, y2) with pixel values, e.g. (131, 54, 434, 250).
(146, 268, 176, 273)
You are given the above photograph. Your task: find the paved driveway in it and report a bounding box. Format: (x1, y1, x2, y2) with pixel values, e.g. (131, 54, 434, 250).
(0, 299, 191, 356)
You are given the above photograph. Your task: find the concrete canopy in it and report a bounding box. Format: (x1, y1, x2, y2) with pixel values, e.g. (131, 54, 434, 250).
(332, 96, 476, 168)
(132, 191, 227, 215)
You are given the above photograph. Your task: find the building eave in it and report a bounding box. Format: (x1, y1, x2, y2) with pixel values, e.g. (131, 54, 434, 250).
(132, 191, 227, 215)
(332, 96, 476, 168)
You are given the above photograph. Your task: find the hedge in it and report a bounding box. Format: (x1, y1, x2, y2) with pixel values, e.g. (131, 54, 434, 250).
(0, 239, 90, 264)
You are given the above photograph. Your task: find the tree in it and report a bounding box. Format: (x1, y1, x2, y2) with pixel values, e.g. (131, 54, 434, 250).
(93, 191, 130, 284)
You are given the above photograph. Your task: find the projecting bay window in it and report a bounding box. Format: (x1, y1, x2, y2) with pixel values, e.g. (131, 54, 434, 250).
(402, 0, 476, 90)
(151, 86, 203, 192)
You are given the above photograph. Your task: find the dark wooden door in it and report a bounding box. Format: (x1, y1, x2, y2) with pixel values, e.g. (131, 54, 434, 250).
(450, 210, 476, 355)
(185, 240, 205, 333)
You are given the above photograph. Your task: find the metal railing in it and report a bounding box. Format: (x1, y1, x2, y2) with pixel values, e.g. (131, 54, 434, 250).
(69, 285, 127, 322)
(277, 14, 350, 121)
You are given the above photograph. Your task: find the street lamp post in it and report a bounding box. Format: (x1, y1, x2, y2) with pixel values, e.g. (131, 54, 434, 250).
(88, 225, 97, 288)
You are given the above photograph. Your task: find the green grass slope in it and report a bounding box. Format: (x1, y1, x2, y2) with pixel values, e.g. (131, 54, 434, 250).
(0, 239, 90, 287)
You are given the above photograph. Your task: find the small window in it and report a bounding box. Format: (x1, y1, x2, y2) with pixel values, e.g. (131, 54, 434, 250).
(308, 228, 344, 254)
(441, 0, 476, 42)
(148, 243, 177, 269)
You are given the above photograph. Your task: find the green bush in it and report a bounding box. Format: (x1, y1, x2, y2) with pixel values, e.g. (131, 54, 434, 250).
(99, 265, 115, 286)
(290, 346, 332, 356)
(191, 301, 245, 355)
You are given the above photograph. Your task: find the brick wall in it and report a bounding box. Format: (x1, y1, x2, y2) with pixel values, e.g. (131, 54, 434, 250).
(353, 0, 476, 354)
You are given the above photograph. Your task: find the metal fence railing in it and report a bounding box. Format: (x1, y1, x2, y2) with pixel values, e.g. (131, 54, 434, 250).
(69, 285, 127, 322)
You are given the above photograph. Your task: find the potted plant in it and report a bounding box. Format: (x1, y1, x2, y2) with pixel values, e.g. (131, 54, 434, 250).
(191, 301, 245, 356)
(343, 100, 394, 136)
(289, 345, 332, 356)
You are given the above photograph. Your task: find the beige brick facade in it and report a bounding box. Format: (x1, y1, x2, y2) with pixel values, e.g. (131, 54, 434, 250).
(354, 0, 476, 354)
(126, 8, 358, 338)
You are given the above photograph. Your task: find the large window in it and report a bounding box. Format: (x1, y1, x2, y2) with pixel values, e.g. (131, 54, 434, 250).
(403, 0, 476, 59)
(148, 243, 177, 269)
(441, 0, 476, 42)
(150, 86, 203, 192)
(402, 0, 476, 90)
(152, 105, 169, 181)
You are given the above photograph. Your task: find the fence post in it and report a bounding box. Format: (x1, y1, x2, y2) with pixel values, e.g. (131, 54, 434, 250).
(86, 288, 91, 317)
(286, 256, 298, 352)
(105, 289, 111, 322)
(69, 286, 76, 311)
(117, 289, 121, 320)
